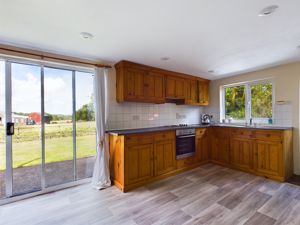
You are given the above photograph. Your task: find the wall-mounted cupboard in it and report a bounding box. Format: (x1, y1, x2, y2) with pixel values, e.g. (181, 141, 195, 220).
(115, 60, 209, 105)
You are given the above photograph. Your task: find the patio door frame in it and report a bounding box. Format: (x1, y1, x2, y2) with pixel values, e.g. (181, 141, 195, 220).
(1, 56, 94, 204)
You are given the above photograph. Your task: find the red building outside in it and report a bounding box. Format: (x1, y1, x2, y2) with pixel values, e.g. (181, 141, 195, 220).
(28, 112, 42, 125)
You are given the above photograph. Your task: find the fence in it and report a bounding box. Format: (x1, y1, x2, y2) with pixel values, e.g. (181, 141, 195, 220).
(0, 122, 96, 143)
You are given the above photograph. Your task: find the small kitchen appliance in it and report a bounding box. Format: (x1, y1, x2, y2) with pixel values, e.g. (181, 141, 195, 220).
(201, 114, 212, 125)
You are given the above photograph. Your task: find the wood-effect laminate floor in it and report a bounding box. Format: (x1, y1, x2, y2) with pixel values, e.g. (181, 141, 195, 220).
(1, 163, 300, 225)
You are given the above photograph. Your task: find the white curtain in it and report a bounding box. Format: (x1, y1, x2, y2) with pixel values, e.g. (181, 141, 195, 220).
(91, 67, 111, 190)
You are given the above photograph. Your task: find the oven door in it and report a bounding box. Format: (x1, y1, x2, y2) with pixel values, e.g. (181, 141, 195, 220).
(176, 134, 196, 159)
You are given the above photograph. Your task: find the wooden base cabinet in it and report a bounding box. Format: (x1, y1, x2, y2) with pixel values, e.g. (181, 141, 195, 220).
(154, 132, 176, 176)
(254, 140, 284, 180)
(230, 137, 254, 172)
(110, 131, 178, 192)
(109, 127, 293, 192)
(211, 128, 230, 165)
(125, 143, 154, 185)
(196, 128, 210, 162)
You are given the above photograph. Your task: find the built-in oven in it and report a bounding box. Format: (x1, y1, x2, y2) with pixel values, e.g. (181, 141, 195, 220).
(176, 128, 196, 159)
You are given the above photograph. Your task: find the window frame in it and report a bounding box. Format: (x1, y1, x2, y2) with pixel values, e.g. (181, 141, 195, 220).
(221, 79, 275, 124)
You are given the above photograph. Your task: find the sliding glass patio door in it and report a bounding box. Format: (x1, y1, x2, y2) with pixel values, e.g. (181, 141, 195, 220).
(11, 63, 42, 195)
(44, 67, 74, 187)
(1, 59, 96, 200)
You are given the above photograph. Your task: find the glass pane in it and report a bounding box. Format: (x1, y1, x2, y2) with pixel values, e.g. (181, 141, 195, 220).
(0, 61, 5, 198)
(44, 68, 73, 187)
(75, 72, 96, 179)
(225, 86, 245, 120)
(251, 83, 273, 118)
(11, 63, 42, 195)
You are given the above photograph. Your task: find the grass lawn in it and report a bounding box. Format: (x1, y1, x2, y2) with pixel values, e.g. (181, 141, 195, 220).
(0, 135, 96, 170)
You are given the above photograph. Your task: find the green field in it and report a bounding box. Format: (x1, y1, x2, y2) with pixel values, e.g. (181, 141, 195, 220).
(0, 122, 96, 170)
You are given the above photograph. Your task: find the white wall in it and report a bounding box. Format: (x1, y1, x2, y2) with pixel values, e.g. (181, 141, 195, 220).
(205, 62, 300, 174)
(106, 68, 203, 130)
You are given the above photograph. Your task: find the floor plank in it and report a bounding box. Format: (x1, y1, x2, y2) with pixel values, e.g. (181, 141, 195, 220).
(1, 164, 300, 225)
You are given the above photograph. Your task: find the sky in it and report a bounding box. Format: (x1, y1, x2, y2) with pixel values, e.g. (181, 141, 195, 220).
(0, 61, 94, 116)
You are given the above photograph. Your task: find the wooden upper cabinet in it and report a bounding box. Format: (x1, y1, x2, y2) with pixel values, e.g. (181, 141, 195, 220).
(115, 60, 209, 105)
(184, 79, 198, 105)
(124, 68, 145, 101)
(198, 81, 209, 106)
(144, 71, 165, 103)
(165, 75, 185, 99)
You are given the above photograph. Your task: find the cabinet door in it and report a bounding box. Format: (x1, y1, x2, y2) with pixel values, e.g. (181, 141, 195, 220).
(175, 78, 185, 98)
(231, 138, 253, 171)
(125, 143, 154, 185)
(166, 76, 185, 99)
(154, 140, 176, 176)
(196, 130, 210, 162)
(165, 76, 176, 98)
(198, 81, 209, 105)
(185, 79, 198, 104)
(144, 72, 165, 103)
(254, 140, 283, 177)
(211, 137, 230, 165)
(124, 68, 145, 100)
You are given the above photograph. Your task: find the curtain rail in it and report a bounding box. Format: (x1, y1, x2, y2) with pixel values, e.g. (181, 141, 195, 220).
(0, 45, 112, 68)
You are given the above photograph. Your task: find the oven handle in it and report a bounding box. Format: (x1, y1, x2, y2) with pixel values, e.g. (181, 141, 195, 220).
(176, 134, 195, 139)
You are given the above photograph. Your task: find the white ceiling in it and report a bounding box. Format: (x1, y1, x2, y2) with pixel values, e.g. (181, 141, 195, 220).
(0, 0, 300, 79)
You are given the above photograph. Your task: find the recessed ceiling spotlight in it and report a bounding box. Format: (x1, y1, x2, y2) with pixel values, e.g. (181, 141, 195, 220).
(258, 5, 279, 17)
(80, 32, 94, 39)
(208, 70, 215, 73)
(160, 57, 170, 61)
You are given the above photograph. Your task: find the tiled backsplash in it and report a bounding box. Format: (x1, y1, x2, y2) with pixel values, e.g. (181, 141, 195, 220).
(107, 101, 203, 130)
(204, 104, 293, 127)
(274, 104, 292, 127)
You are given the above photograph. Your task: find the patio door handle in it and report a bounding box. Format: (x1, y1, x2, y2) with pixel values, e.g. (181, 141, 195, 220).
(7, 122, 15, 136)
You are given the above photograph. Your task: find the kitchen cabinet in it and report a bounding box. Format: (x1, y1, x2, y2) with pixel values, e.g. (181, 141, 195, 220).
(144, 71, 165, 103)
(110, 131, 178, 192)
(125, 143, 154, 185)
(198, 81, 209, 105)
(154, 132, 176, 176)
(230, 128, 254, 171)
(115, 61, 165, 103)
(231, 138, 253, 171)
(115, 60, 209, 105)
(195, 128, 210, 162)
(184, 79, 198, 105)
(211, 128, 230, 165)
(254, 140, 282, 177)
(124, 67, 145, 101)
(109, 126, 293, 192)
(165, 75, 185, 99)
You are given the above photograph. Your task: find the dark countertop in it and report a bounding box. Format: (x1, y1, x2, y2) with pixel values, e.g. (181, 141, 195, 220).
(107, 124, 292, 136)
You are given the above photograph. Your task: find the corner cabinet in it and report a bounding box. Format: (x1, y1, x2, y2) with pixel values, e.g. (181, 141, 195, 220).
(195, 128, 210, 162)
(115, 60, 210, 105)
(211, 128, 230, 165)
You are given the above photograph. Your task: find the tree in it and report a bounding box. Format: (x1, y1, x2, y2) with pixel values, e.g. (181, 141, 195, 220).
(76, 100, 95, 121)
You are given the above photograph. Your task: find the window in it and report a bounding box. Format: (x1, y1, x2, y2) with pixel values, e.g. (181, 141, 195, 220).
(222, 80, 273, 123)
